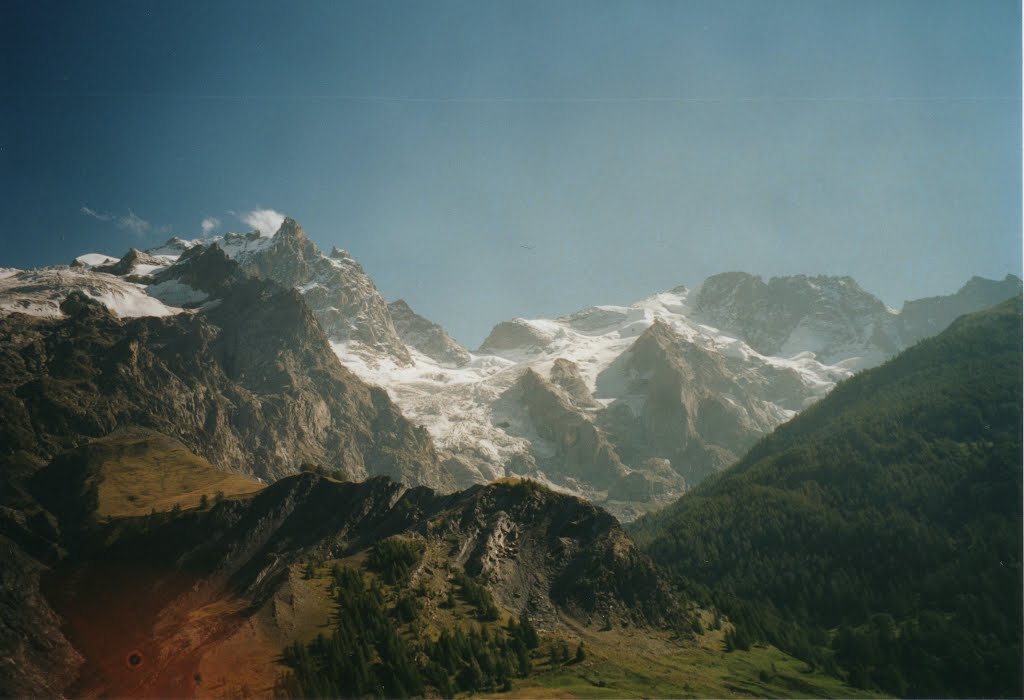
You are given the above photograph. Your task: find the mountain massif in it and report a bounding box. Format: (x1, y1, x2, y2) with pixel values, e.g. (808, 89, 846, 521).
(339, 263, 1018, 519)
(0, 245, 445, 488)
(2, 218, 1018, 519)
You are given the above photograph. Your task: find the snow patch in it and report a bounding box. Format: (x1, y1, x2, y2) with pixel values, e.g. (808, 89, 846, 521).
(0, 267, 187, 319)
(84, 286, 182, 318)
(75, 253, 119, 267)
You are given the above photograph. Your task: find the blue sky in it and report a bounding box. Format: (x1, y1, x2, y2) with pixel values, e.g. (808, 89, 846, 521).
(2, 0, 1020, 346)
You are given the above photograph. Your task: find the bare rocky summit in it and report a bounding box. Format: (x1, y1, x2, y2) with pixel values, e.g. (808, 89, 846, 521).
(224, 219, 413, 365)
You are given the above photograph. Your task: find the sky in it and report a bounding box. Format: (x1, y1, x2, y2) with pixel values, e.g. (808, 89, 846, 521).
(1, 0, 1020, 347)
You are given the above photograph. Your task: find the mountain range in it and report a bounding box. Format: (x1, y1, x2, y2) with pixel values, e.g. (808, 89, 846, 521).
(4, 218, 1016, 519)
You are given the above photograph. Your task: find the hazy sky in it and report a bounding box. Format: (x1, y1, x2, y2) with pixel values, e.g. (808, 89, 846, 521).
(2, 0, 1020, 346)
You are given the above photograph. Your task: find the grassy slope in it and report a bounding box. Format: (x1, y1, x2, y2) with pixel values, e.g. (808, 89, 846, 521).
(248, 536, 877, 699)
(194, 562, 337, 699)
(86, 429, 264, 517)
(513, 618, 881, 699)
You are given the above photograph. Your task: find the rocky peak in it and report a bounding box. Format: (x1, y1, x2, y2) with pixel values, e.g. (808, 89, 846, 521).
(153, 243, 243, 295)
(955, 274, 1023, 309)
(146, 236, 201, 257)
(549, 358, 597, 408)
(330, 245, 353, 260)
(694, 271, 1022, 369)
(512, 368, 628, 490)
(94, 248, 165, 277)
(634, 317, 680, 350)
(597, 320, 778, 484)
(693, 272, 897, 365)
(223, 220, 412, 365)
(275, 217, 307, 241)
(478, 319, 555, 354)
(58, 290, 115, 321)
(387, 299, 470, 367)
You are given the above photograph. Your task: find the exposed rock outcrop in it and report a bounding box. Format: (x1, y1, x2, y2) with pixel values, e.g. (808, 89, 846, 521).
(693, 271, 1022, 368)
(388, 299, 471, 366)
(597, 320, 781, 484)
(479, 319, 557, 354)
(693, 272, 898, 366)
(549, 358, 598, 408)
(513, 368, 628, 489)
(94, 248, 168, 278)
(895, 274, 1022, 346)
(0, 537, 82, 698)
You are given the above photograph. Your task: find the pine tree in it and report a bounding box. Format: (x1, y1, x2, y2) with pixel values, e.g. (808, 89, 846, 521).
(559, 640, 571, 663)
(519, 612, 539, 649)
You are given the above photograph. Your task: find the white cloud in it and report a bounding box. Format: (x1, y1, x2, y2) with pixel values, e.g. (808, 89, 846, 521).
(118, 210, 151, 235)
(242, 208, 285, 237)
(80, 205, 113, 222)
(80, 205, 151, 236)
(201, 216, 221, 235)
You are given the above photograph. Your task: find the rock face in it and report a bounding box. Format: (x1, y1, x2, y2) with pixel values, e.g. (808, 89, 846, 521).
(0, 248, 447, 489)
(94, 248, 170, 278)
(218, 219, 413, 365)
(549, 358, 598, 408)
(597, 320, 783, 484)
(434, 478, 679, 625)
(692, 272, 899, 367)
(0, 538, 82, 698)
(479, 319, 558, 354)
(692, 271, 1023, 369)
(512, 368, 628, 489)
(388, 299, 471, 366)
(510, 367, 687, 501)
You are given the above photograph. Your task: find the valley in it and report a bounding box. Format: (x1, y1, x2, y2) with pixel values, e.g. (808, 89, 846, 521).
(0, 219, 1019, 698)
(4, 4, 1020, 697)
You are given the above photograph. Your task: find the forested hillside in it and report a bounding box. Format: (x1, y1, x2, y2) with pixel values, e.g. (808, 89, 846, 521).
(633, 297, 1023, 697)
